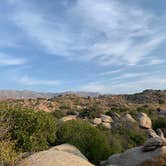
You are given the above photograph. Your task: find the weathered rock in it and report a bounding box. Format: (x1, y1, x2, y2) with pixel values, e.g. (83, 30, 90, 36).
(19, 144, 94, 166)
(100, 114, 112, 123)
(142, 137, 166, 152)
(93, 118, 102, 125)
(137, 113, 152, 129)
(110, 112, 121, 122)
(146, 129, 158, 138)
(102, 122, 111, 129)
(101, 146, 166, 166)
(60, 115, 77, 122)
(157, 129, 165, 138)
(122, 113, 137, 124)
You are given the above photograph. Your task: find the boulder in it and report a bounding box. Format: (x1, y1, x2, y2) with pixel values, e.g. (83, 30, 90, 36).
(100, 114, 112, 123)
(93, 118, 102, 125)
(110, 112, 121, 122)
(102, 122, 111, 129)
(137, 113, 152, 129)
(122, 113, 137, 124)
(142, 137, 166, 152)
(101, 145, 166, 166)
(60, 115, 77, 122)
(19, 144, 94, 166)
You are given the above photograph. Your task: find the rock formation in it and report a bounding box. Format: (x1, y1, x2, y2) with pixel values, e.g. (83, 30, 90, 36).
(101, 136, 166, 166)
(19, 144, 94, 166)
(137, 112, 152, 129)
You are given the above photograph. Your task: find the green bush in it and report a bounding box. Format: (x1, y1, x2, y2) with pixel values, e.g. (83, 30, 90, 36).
(52, 110, 66, 119)
(153, 117, 166, 136)
(79, 106, 102, 119)
(0, 111, 17, 165)
(1, 109, 57, 152)
(56, 120, 111, 165)
(110, 125, 146, 152)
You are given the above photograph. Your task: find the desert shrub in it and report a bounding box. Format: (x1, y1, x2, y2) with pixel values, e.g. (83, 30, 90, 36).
(111, 125, 146, 152)
(159, 99, 165, 104)
(1, 108, 57, 152)
(106, 107, 129, 116)
(66, 110, 79, 116)
(153, 117, 166, 136)
(153, 117, 166, 129)
(0, 111, 17, 165)
(0, 141, 17, 165)
(79, 106, 102, 119)
(52, 110, 66, 119)
(56, 120, 111, 165)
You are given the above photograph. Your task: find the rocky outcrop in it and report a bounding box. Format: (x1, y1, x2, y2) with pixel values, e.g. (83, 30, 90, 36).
(142, 137, 166, 152)
(101, 146, 166, 166)
(19, 144, 94, 166)
(101, 137, 166, 166)
(137, 113, 152, 129)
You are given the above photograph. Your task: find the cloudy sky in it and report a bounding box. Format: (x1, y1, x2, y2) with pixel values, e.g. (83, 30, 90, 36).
(0, 0, 166, 94)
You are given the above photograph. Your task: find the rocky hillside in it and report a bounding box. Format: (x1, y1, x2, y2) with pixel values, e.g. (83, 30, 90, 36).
(0, 90, 99, 99)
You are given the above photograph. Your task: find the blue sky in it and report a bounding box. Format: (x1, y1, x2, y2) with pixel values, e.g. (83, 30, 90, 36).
(0, 0, 166, 94)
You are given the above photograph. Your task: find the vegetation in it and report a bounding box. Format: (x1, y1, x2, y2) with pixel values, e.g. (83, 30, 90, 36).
(79, 106, 103, 119)
(56, 120, 111, 165)
(0, 91, 166, 165)
(0, 108, 57, 165)
(110, 125, 147, 153)
(0, 111, 17, 165)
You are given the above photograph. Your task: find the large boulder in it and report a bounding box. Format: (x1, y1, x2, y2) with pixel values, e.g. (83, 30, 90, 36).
(101, 146, 166, 166)
(19, 144, 94, 166)
(137, 113, 152, 129)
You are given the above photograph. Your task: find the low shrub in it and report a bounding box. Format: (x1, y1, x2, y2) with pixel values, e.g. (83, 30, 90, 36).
(56, 120, 111, 165)
(1, 108, 57, 152)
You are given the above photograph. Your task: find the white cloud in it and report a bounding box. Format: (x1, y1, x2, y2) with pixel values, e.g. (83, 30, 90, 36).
(0, 53, 26, 65)
(81, 75, 166, 94)
(81, 82, 107, 93)
(19, 76, 60, 86)
(9, 0, 166, 66)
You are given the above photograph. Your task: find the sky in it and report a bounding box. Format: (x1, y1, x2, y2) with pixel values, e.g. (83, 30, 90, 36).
(0, 0, 166, 94)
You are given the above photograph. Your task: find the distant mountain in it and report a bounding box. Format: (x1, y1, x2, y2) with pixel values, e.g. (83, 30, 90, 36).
(0, 90, 100, 99)
(0, 90, 55, 99)
(0, 89, 166, 103)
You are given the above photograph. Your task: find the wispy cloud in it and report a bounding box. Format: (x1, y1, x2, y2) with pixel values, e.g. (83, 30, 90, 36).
(0, 53, 26, 65)
(9, 0, 166, 66)
(19, 75, 60, 86)
(81, 75, 166, 94)
(100, 68, 125, 76)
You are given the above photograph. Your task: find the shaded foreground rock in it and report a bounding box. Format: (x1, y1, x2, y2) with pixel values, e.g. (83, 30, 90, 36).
(101, 146, 166, 166)
(19, 144, 94, 166)
(142, 137, 166, 152)
(101, 136, 166, 166)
